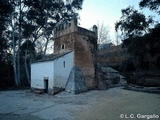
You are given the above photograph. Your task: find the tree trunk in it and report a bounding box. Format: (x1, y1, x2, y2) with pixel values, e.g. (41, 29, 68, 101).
(43, 10, 49, 56)
(24, 51, 30, 85)
(17, 0, 22, 86)
(11, 13, 18, 86)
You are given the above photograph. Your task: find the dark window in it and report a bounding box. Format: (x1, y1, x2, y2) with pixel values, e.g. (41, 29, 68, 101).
(69, 23, 71, 27)
(61, 44, 65, 49)
(63, 61, 65, 68)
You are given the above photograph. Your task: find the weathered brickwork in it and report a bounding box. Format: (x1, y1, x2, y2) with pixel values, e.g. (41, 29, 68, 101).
(53, 19, 97, 89)
(54, 33, 74, 53)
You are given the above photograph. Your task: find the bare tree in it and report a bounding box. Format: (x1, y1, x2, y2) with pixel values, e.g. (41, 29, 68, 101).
(97, 22, 111, 44)
(115, 31, 122, 46)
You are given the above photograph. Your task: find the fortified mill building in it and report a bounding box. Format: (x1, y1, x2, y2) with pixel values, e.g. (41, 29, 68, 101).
(31, 18, 98, 94)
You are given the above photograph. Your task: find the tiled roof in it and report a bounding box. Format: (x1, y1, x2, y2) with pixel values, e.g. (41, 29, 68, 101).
(32, 50, 72, 63)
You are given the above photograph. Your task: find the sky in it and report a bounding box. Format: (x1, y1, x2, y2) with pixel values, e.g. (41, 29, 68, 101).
(78, 0, 157, 43)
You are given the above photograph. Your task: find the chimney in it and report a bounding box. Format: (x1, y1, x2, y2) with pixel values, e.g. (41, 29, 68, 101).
(93, 25, 98, 36)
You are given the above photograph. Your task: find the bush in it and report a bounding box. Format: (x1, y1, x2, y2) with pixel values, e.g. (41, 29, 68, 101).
(0, 62, 14, 89)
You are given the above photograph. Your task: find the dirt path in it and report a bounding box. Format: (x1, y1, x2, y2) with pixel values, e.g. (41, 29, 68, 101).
(0, 88, 159, 120)
(75, 88, 160, 120)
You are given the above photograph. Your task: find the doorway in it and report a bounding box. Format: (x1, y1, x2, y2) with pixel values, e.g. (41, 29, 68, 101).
(156, 56, 160, 69)
(44, 78, 48, 93)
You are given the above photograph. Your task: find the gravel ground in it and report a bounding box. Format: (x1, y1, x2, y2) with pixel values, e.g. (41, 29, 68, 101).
(0, 87, 159, 120)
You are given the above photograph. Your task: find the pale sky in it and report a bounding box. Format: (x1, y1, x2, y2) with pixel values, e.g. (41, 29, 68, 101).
(79, 0, 157, 43)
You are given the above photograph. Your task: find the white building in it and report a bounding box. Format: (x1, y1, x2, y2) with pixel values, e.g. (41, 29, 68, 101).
(31, 51, 74, 94)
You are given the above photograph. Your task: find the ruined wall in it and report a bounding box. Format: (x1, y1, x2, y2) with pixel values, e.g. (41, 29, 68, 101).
(97, 45, 126, 67)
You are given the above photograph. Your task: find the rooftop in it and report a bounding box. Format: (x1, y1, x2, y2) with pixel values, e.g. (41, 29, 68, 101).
(32, 50, 72, 64)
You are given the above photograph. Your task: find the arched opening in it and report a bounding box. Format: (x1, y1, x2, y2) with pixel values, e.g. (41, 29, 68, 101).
(61, 44, 65, 50)
(44, 77, 48, 93)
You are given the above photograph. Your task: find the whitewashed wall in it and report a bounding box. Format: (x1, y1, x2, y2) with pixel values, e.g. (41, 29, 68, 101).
(54, 52, 74, 88)
(31, 61, 54, 89)
(31, 51, 74, 90)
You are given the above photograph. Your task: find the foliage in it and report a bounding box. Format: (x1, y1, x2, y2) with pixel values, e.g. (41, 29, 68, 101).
(115, 4, 160, 70)
(0, 0, 13, 62)
(139, 0, 160, 14)
(0, 0, 14, 88)
(22, 0, 83, 41)
(115, 7, 153, 39)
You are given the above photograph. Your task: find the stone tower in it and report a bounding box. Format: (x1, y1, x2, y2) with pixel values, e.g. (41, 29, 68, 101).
(53, 19, 98, 89)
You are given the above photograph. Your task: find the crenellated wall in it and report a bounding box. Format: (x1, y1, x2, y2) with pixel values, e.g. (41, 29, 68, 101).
(53, 19, 78, 39)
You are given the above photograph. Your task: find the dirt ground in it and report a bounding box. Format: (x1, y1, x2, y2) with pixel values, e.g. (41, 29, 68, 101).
(0, 87, 159, 120)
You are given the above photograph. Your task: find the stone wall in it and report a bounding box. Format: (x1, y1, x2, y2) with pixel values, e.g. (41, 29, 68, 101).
(74, 33, 97, 89)
(54, 33, 74, 53)
(97, 64, 126, 89)
(53, 19, 98, 89)
(97, 45, 126, 67)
